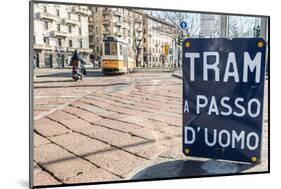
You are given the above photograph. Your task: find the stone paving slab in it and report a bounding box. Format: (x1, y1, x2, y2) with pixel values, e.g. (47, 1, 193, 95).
(34, 118, 71, 137)
(63, 106, 103, 123)
(94, 118, 143, 133)
(49, 132, 112, 157)
(47, 110, 78, 121)
(34, 143, 96, 182)
(59, 118, 93, 131)
(65, 167, 121, 184)
(85, 147, 148, 177)
(34, 166, 61, 186)
(80, 125, 149, 151)
(34, 133, 51, 147)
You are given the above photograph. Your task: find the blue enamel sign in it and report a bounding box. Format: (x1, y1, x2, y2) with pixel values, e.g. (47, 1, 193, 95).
(182, 38, 266, 163)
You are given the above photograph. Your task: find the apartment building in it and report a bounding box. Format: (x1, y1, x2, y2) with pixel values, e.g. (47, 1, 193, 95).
(142, 14, 175, 67)
(88, 7, 176, 68)
(33, 4, 92, 68)
(88, 7, 144, 66)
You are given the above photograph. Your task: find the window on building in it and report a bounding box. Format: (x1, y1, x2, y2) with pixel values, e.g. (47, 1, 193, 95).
(44, 21, 48, 30)
(95, 8, 98, 12)
(144, 56, 147, 62)
(96, 27, 98, 33)
(58, 38, 62, 46)
(89, 36, 93, 43)
(43, 6, 47, 13)
(57, 24, 60, 31)
(96, 37, 99, 43)
(89, 26, 93, 32)
(33, 35, 35, 44)
(43, 37, 49, 45)
(69, 40, 72, 47)
(79, 28, 82, 34)
(80, 40, 83, 48)
(78, 15, 81, 21)
(144, 38, 146, 43)
(68, 12, 71, 19)
(68, 25, 72, 33)
(144, 47, 146, 52)
(96, 46, 99, 53)
(56, 9, 59, 16)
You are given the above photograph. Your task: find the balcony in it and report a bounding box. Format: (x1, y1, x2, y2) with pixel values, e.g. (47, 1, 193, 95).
(67, 47, 76, 52)
(115, 31, 122, 37)
(73, 7, 91, 16)
(115, 21, 123, 27)
(113, 11, 122, 17)
(102, 20, 110, 25)
(56, 46, 66, 52)
(102, 9, 110, 15)
(103, 30, 110, 35)
(33, 44, 44, 50)
(136, 28, 142, 33)
(144, 51, 152, 55)
(63, 18, 79, 25)
(34, 44, 54, 51)
(44, 45, 54, 51)
(122, 24, 129, 29)
(52, 31, 68, 38)
(135, 18, 142, 23)
(78, 48, 93, 53)
(39, 12, 56, 21)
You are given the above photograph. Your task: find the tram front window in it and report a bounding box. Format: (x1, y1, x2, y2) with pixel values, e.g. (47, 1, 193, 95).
(111, 42, 117, 55)
(104, 42, 110, 55)
(104, 42, 117, 56)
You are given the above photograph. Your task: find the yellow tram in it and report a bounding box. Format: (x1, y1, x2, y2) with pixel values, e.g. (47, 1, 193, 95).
(102, 36, 135, 74)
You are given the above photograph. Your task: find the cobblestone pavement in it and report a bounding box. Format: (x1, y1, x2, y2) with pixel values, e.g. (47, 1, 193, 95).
(33, 69, 268, 187)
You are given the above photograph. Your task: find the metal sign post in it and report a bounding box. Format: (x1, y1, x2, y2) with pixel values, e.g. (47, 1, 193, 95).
(182, 38, 266, 163)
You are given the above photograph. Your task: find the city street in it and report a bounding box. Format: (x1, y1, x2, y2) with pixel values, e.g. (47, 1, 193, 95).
(33, 69, 268, 186)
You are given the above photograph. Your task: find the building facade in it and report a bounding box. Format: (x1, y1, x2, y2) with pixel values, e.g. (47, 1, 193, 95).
(143, 14, 175, 67)
(33, 4, 92, 68)
(88, 7, 144, 67)
(88, 7, 175, 68)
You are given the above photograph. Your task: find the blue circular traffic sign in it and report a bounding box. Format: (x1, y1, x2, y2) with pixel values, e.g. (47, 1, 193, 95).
(180, 21, 188, 30)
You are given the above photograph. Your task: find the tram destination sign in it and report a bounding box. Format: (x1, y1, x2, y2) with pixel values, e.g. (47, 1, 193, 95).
(182, 38, 266, 163)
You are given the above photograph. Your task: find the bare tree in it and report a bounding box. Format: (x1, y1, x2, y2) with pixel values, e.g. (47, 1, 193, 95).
(150, 11, 200, 66)
(154, 11, 200, 38)
(132, 17, 143, 67)
(228, 16, 256, 38)
(122, 10, 144, 68)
